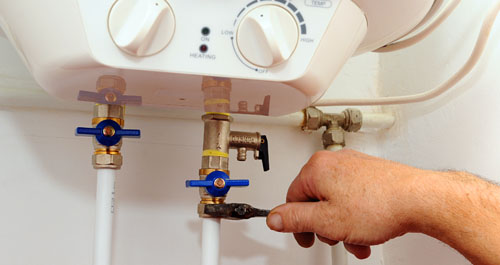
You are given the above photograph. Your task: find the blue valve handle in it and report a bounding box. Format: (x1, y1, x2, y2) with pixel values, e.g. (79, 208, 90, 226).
(186, 171, 249, 197)
(76, 119, 140, 147)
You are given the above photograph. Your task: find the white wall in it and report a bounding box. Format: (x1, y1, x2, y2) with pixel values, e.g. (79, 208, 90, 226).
(378, 1, 500, 264)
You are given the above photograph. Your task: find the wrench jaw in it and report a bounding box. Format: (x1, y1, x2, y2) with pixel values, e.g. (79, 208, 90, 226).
(198, 203, 270, 220)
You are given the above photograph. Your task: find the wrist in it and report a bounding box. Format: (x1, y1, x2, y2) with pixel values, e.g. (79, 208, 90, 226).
(396, 169, 455, 235)
(405, 170, 493, 237)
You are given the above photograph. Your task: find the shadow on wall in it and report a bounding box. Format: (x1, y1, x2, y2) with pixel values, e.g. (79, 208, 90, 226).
(187, 219, 326, 265)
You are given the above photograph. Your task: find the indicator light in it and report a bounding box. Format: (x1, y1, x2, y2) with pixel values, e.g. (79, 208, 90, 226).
(201, 27, 210, 36)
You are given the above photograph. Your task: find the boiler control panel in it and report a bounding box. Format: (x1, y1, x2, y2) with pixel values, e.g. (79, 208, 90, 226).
(0, 0, 367, 115)
(79, 0, 337, 80)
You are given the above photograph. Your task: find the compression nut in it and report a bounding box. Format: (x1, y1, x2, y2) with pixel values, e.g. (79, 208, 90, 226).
(322, 128, 345, 148)
(92, 153, 123, 169)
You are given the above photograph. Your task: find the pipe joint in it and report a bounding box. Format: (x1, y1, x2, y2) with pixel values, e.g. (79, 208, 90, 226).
(302, 107, 363, 132)
(93, 153, 123, 170)
(341, 109, 363, 132)
(302, 107, 363, 149)
(322, 126, 346, 148)
(229, 131, 261, 161)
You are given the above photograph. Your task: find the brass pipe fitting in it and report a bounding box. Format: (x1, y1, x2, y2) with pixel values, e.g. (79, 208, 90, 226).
(197, 79, 267, 206)
(96, 75, 126, 95)
(92, 104, 124, 125)
(237, 147, 247, 161)
(302, 107, 363, 149)
(202, 77, 231, 115)
(199, 168, 230, 176)
(92, 104, 125, 170)
(201, 114, 232, 171)
(341, 109, 363, 132)
(199, 113, 232, 204)
(96, 75, 127, 104)
(198, 114, 264, 204)
(302, 107, 362, 133)
(199, 78, 232, 205)
(229, 131, 261, 161)
(322, 125, 345, 148)
(76, 75, 138, 170)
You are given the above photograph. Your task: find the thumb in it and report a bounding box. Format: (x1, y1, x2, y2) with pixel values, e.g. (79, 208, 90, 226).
(267, 201, 330, 233)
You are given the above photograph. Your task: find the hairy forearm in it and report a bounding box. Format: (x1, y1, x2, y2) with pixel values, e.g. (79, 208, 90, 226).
(266, 150, 500, 261)
(411, 171, 500, 265)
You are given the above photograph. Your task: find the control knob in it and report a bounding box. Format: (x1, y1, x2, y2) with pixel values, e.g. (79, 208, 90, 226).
(108, 0, 176, 56)
(237, 5, 299, 68)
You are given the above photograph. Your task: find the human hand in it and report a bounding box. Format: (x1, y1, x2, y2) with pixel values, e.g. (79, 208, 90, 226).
(266, 149, 425, 259)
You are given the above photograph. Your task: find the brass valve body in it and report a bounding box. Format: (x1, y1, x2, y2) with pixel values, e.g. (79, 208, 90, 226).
(92, 104, 125, 169)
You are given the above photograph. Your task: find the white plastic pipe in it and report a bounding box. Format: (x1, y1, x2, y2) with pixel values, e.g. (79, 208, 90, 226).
(325, 144, 348, 265)
(234, 112, 395, 131)
(375, 0, 461, 53)
(201, 218, 221, 265)
(93, 169, 116, 265)
(361, 113, 396, 131)
(326, 145, 344, 152)
(314, 1, 500, 107)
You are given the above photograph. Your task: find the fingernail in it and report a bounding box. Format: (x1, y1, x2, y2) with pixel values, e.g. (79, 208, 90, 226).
(267, 213, 283, 231)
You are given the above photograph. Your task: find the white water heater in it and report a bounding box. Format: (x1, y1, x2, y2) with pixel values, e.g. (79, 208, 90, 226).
(0, 0, 440, 115)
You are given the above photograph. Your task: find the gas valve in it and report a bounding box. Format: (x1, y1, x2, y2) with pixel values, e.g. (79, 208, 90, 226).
(186, 171, 249, 197)
(76, 119, 141, 147)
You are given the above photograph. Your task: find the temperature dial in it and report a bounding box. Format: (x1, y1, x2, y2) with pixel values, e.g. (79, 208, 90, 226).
(237, 5, 299, 68)
(108, 0, 175, 57)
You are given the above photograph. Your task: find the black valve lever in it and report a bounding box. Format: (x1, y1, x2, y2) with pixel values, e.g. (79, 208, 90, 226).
(258, 135, 270, 171)
(201, 203, 270, 220)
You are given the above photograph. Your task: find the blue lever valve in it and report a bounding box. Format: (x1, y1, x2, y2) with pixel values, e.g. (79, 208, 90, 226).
(76, 119, 140, 147)
(186, 171, 249, 197)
